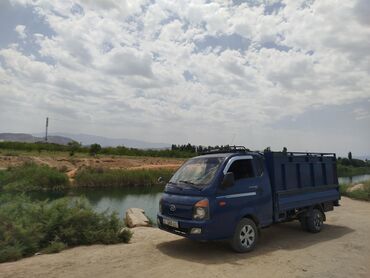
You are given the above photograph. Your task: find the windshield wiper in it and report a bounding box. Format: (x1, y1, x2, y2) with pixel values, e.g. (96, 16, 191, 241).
(178, 180, 202, 191)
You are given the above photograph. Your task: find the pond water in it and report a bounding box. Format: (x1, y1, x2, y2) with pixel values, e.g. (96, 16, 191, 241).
(338, 174, 370, 185)
(31, 174, 370, 222)
(32, 187, 163, 222)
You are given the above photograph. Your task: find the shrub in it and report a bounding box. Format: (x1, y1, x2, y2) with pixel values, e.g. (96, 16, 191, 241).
(118, 229, 133, 243)
(0, 163, 70, 191)
(42, 241, 66, 254)
(0, 194, 131, 263)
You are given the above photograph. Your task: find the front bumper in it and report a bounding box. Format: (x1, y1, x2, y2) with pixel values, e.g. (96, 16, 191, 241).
(157, 213, 212, 240)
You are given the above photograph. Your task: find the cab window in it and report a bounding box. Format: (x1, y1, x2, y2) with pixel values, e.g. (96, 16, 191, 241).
(228, 159, 255, 180)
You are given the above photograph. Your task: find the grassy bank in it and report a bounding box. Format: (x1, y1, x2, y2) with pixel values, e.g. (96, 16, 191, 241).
(339, 180, 370, 201)
(0, 163, 175, 191)
(75, 167, 175, 188)
(0, 163, 69, 191)
(337, 164, 370, 177)
(0, 194, 132, 263)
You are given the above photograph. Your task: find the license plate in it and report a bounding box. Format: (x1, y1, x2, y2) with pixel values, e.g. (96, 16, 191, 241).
(163, 218, 179, 228)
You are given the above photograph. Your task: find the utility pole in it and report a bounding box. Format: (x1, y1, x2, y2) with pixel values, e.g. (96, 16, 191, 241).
(45, 117, 49, 142)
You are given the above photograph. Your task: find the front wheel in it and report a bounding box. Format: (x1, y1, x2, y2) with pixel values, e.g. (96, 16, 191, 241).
(230, 218, 258, 253)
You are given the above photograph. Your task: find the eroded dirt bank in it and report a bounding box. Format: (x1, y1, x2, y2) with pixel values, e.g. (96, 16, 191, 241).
(1, 197, 369, 278)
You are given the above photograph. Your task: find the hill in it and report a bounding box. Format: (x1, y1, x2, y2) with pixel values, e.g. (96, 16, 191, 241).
(0, 133, 75, 145)
(41, 133, 170, 149)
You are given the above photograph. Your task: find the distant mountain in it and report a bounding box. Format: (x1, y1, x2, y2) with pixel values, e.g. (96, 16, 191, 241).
(35, 132, 171, 149)
(0, 133, 75, 145)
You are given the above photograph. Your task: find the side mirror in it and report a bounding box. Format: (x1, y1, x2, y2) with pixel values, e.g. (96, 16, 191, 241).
(222, 172, 235, 188)
(157, 177, 164, 184)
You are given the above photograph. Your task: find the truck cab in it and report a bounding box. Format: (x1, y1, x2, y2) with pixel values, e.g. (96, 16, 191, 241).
(157, 147, 340, 252)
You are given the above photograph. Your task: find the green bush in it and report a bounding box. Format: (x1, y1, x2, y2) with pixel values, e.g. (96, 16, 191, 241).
(0, 194, 131, 263)
(75, 167, 175, 188)
(0, 163, 70, 191)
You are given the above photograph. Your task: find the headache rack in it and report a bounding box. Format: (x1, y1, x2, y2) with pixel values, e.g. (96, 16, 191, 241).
(200, 145, 250, 155)
(265, 151, 336, 161)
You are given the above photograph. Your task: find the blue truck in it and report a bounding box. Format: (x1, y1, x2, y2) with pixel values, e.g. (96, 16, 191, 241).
(157, 147, 340, 252)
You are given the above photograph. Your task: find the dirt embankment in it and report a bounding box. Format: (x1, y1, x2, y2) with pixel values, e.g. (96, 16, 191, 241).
(0, 154, 183, 182)
(0, 197, 369, 278)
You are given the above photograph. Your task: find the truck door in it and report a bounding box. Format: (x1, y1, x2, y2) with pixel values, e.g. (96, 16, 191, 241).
(216, 156, 273, 231)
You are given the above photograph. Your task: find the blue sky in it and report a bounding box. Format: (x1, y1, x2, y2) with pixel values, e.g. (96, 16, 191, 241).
(0, 0, 369, 156)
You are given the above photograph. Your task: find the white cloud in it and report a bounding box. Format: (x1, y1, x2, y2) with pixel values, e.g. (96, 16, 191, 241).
(0, 0, 369, 153)
(14, 24, 27, 39)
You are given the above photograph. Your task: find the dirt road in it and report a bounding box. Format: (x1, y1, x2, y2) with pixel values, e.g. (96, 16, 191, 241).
(1, 197, 369, 278)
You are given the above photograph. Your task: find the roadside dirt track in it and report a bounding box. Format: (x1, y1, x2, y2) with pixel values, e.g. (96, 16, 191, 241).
(1, 197, 369, 278)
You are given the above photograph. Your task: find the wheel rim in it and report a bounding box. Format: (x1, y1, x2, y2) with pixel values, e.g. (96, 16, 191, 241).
(240, 224, 255, 248)
(314, 212, 323, 230)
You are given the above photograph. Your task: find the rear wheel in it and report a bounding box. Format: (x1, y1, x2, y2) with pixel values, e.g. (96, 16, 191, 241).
(306, 209, 324, 233)
(230, 218, 258, 253)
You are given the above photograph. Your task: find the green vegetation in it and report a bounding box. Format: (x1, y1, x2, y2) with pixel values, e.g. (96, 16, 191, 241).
(337, 156, 370, 177)
(0, 163, 175, 191)
(337, 164, 370, 177)
(0, 141, 196, 158)
(75, 167, 175, 188)
(0, 163, 69, 191)
(339, 180, 370, 201)
(0, 194, 132, 263)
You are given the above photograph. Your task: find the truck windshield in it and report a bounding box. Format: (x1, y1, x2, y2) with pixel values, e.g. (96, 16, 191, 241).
(169, 157, 225, 188)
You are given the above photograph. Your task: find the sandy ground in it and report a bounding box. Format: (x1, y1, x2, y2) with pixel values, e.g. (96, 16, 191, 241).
(1, 197, 369, 278)
(0, 154, 183, 170)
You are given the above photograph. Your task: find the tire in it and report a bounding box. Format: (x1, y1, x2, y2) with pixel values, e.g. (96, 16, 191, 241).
(306, 209, 324, 233)
(230, 218, 258, 253)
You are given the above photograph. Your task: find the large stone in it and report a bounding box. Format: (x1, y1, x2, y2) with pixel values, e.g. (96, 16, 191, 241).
(347, 183, 365, 192)
(125, 208, 150, 228)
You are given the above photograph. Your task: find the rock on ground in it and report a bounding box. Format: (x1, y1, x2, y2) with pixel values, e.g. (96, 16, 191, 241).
(347, 183, 366, 192)
(125, 208, 150, 228)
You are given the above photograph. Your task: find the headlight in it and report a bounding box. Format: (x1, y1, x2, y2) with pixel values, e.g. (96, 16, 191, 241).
(193, 199, 209, 220)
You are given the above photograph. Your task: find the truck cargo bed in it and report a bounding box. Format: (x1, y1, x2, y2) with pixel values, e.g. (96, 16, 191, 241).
(264, 151, 340, 221)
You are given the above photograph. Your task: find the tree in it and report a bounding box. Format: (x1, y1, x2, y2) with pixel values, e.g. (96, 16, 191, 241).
(68, 141, 81, 156)
(89, 143, 101, 156)
(264, 147, 271, 152)
(282, 147, 287, 153)
(348, 151, 352, 160)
